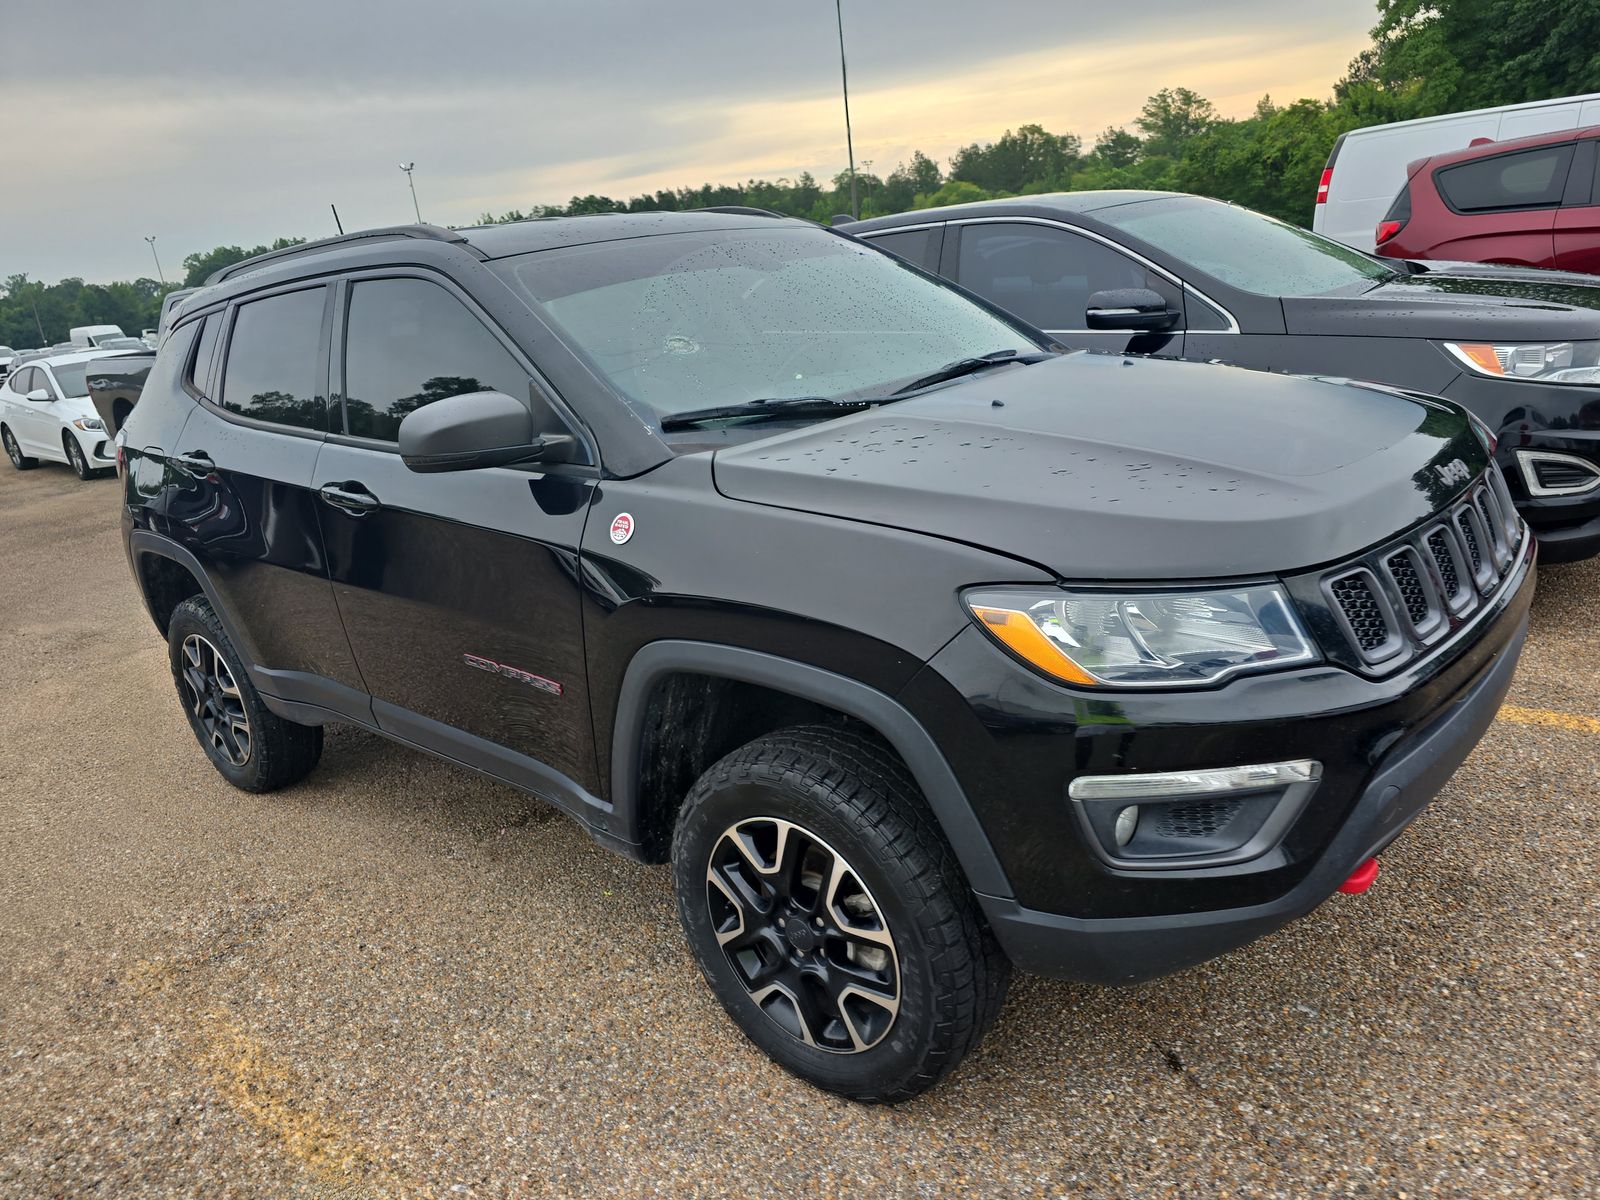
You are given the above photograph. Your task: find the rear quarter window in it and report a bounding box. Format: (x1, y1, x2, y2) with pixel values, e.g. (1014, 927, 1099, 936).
(1435, 145, 1575, 213)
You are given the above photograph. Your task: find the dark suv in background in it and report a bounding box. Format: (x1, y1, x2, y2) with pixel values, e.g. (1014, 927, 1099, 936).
(117, 214, 1532, 1101)
(846, 192, 1600, 561)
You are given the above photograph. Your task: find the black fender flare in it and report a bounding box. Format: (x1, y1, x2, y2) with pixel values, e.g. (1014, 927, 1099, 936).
(608, 640, 1014, 898)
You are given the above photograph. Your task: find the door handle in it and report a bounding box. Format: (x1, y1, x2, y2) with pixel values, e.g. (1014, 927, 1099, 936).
(173, 450, 215, 475)
(318, 482, 381, 515)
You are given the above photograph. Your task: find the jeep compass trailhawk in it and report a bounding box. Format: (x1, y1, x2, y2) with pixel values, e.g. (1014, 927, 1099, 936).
(117, 214, 1534, 1102)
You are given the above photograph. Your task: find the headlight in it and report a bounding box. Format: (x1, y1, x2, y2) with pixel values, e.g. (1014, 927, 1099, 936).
(72, 417, 105, 431)
(965, 584, 1318, 688)
(1441, 340, 1600, 385)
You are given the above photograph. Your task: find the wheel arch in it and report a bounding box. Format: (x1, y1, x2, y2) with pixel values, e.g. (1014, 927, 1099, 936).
(127, 531, 237, 645)
(608, 640, 1013, 898)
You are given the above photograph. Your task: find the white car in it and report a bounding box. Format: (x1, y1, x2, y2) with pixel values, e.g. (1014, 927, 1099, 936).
(0, 350, 120, 479)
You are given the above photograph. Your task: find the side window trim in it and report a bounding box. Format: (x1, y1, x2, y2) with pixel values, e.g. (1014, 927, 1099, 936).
(203, 283, 333, 440)
(180, 312, 223, 401)
(327, 265, 598, 468)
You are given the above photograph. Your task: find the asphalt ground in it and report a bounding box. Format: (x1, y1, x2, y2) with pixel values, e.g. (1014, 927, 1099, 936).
(0, 458, 1595, 1199)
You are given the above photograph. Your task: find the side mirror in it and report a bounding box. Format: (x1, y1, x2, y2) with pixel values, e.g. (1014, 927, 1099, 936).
(1085, 288, 1180, 332)
(26, 388, 51, 402)
(398, 390, 573, 474)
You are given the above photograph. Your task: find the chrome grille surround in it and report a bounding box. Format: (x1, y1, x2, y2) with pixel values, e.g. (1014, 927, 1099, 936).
(1315, 469, 1527, 670)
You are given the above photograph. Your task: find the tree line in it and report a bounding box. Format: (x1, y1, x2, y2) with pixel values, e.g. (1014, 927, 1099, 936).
(4, 0, 1595, 351)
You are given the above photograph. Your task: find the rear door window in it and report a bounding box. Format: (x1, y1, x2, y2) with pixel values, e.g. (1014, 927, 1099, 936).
(1435, 145, 1575, 213)
(866, 227, 943, 273)
(954, 222, 1160, 330)
(218, 288, 328, 431)
(341, 277, 538, 443)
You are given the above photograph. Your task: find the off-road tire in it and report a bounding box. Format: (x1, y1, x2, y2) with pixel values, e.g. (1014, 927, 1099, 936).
(672, 724, 1010, 1103)
(167, 595, 323, 792)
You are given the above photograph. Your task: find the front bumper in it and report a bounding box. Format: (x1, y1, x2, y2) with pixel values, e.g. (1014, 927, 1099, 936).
(899, 531, 1534, 984)
(976, 605, 1527, 983)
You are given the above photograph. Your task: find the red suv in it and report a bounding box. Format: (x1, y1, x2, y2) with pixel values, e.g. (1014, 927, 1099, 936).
(1374, 126, 1600, 272)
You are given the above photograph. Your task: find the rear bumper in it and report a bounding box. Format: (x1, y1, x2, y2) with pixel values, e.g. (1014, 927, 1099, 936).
(977, 604, 1528, 984)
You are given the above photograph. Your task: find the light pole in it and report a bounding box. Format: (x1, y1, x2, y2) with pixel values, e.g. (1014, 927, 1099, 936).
(399, 162, 423, 223)
(834, 0, 858, 220)
(144, 236, 166, 284)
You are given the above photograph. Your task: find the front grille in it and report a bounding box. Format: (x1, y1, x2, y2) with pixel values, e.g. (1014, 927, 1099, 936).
(1386, 550, 1431, 628)
(1456, 510, 1482, 574)
(1155, 799, 1243, 839)
(1427, 528, 1461, 601)
(1328, 574, 1391, 653)
(1313, 469, 1524, 671)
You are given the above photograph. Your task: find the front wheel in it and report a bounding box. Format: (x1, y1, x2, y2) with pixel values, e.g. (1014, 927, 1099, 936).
(672, 725, 1010, 1103)
(2, 425, 36, 470)
(64, 432, 95, 480)
(167, 595, 323, 792)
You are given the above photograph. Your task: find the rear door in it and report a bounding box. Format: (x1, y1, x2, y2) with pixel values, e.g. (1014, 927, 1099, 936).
(1553, 139, 1600, 273)
(941, 219, 1185, 356)
(311, 271, 602, 796)
(6, 368, 51, 454)
(167, 284, 367, 707)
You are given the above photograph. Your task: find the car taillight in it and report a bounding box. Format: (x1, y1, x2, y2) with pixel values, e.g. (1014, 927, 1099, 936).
(1316, 167, 1332, 204)
(1376, 220, 1404, 246)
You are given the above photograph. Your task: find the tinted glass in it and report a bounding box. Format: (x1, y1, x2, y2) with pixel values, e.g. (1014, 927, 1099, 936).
(956, 223, 1148, 329)
(1436, 145, 1574, 213)
(49, 363, 91, 398)
(188, 314, 220, 395)
(10, 367, 37, 394)
(219, 288, 326, 430)
(867, 227, 941, 272)
(1097, 195, 1395, 297)
(342, 278, 536, 442)
(491, 227, 1039, 419)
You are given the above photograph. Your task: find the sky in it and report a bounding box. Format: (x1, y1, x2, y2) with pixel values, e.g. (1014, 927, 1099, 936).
(1, 0, 1377, 284)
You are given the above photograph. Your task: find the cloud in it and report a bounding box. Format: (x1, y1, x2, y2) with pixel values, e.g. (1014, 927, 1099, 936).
(0, 0, 1375, 282)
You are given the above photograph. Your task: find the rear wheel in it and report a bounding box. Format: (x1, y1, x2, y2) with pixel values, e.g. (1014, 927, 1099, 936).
(672, 725, 1010, 1103)
(2, 425, 36, 470)
(167, 595, 323, 792)
(64, 432, 94, 480)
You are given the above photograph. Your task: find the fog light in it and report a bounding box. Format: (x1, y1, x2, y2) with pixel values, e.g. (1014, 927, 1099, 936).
(1114, 806, 1139, 847)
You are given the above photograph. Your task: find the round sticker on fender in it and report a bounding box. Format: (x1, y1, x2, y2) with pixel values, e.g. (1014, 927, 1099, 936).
(609, 513, 635, 544)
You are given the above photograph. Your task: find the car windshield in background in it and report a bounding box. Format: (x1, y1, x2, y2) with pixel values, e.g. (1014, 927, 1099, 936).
(490, 227, 1040, 420)
(1098, 196, 1400, 297)
(48, 363, 91, 398)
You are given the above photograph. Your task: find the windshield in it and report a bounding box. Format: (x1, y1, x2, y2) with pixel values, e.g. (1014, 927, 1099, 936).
(1097, 196, 1399, 297)
(47, 363, 90, 398)
(491, 227, 1040, 419)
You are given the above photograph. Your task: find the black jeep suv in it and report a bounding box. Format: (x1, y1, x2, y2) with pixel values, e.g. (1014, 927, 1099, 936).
(117, 213, 1534, 1102)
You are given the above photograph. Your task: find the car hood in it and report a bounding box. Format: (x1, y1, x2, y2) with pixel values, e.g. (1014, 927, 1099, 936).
(1284, 265, 1600, 340)
(712, 353, 1486, 580)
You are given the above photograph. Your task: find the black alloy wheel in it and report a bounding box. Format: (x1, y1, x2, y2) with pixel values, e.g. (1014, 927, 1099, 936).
(706, 815, 901, 1053)
(179, 632, 252, 766)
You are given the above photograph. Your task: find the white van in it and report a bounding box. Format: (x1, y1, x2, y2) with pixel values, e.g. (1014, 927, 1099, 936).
(68, 324, 126, 349)
(1314, 92, 1600, 250)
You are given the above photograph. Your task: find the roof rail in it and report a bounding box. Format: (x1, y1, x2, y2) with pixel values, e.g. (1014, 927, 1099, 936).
(207, 224, 479, 284)
(693, 206, 788, 218)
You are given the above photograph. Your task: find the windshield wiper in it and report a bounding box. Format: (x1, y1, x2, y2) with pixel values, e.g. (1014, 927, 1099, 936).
(660, 396, 878, 431)
(889, 349, 1052, 396)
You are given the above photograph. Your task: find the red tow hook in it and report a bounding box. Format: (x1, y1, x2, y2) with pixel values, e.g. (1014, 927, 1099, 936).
(1339, 857, 1380, 895)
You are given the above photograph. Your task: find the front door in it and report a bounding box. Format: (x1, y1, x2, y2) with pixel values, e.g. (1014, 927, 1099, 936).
(312, 273, 600, 796)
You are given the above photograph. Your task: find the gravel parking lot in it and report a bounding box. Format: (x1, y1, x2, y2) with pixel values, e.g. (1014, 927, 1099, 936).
(0, 459, 1595, 1199)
